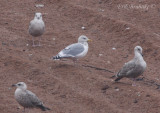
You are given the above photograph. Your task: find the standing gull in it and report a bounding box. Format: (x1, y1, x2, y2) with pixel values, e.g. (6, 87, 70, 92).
(12, 82, 50, 112)
(112, 46, 147, 86)
(29, 12, 45, 47)
(53, 35, 91, 64)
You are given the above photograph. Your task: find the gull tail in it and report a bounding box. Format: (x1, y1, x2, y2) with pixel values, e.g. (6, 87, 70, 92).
(115, 76, 123, 82)
(37, 105, 51, 111)
(53, 55, 61, 60)
(111, 74, 123, 82)
(110, 75, 116, 78)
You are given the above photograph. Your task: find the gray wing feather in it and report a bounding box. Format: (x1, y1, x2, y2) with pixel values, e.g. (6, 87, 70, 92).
(117, 60, 137, 77)
(26, 90, 42, 106)
(61, 43, 84, 57)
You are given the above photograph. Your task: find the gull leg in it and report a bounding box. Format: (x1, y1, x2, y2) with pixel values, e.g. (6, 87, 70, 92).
(38, 36, 42, 46)
(32, 37, 36, 47)
(23, 107, 25, 113)
(131, 78, 136, 86)
(73, 59, 78, 66)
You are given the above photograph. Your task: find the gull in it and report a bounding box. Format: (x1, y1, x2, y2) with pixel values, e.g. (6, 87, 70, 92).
(12, 82, 50, 112)
(53, 35, 91, 64)
(112, 46, 147, 86)
(29, 12, 45, 47)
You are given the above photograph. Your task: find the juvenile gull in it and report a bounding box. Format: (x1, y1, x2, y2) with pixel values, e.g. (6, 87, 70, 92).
(29, 12, 45, 47)
(12, 82, 50, 112)
(112, 46, 147, 86)
(53, 35, 91, 64)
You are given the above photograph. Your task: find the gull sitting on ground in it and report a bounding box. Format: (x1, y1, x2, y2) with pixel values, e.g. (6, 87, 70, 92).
(53, 35, 91, 64)
(12, 82, 50, 112)
(112, 46, 147, 86)
(29, 12, 45, 47)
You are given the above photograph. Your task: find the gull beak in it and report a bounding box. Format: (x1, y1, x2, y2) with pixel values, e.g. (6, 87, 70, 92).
(12, 84, 17, 87)
(87, 39, 92, 42)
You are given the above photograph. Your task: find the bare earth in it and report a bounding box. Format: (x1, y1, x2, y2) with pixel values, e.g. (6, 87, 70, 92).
(0, 0, 160, 113)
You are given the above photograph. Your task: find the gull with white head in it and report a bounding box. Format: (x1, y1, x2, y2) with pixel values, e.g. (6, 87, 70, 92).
(12, 82, 50, 112)
(29, 12, 45, 47)
(53, 35, 91, 64)
(112, 46, 147, 86)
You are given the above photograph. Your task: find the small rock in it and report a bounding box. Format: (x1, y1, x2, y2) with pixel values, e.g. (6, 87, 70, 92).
(99, 9, 105, 12)
(115, 87, 119, 91)
(155, 78, 159, 81)
(35, 4, 44, 8)
(60, 95, 66, 98)
(26, 44, 29, 46)
(28, 54, 32, 57)
(107, 61, 111, 64)
(99, 54, 103, 56)
(112, 47, 116, 50)
(2, 42, 6, 45)
(101, 85, 109, 90)
(81, 26, 85, 30)
(126, 27, 130, 30)
(115, 89, 119, 91)
(133, 99, 138, 103)
(136, 92, 141, 96)
(146, 94, 150, 97)
(53, 38, 56, 41)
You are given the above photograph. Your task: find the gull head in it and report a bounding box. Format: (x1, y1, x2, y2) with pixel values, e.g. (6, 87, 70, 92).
(78, 35, 91, 43)
(12, 82, 27, 90)
(134, 46, 143, 56)
(34, 12, 42, 20)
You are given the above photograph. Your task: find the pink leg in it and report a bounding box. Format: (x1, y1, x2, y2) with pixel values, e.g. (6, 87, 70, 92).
(73, 59, 78, 66)
(32, 37, 36, 47)
(131, 78, 136, 86)
(38, 36, 42, 46)
(23, 107, 25, 112)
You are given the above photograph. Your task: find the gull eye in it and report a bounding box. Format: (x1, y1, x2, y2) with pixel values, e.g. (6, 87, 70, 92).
(18, 84, 21, 86)
(83, 38, 86, 39)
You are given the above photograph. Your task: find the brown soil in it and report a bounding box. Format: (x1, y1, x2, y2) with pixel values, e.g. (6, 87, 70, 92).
(1, 0, 160, 113)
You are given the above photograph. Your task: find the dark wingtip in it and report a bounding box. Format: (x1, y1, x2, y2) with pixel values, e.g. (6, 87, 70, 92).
(114, 76, 123, 82)
(110, 75, 116, 78)
(53, 55, 61, 60)
(45, 107, 51, 111)
(37, 105, 51, 111)
(42, 107, 51, 111)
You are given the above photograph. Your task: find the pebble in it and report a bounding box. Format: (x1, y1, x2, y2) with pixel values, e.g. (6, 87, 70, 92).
(136, 92, 141, 96)
(107, 61, 111, 64)
(133, 99, 138, 103)
(112, 47, 116, 50)
(35, 4, 44, 8)
(126, 27, 130, 30)
(28, 54, 32, 57)
(115, 89, 119, 91)
(81, 26, 85, 30)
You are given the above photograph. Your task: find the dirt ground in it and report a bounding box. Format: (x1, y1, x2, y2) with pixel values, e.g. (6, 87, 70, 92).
(0, 0, 160, 113)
